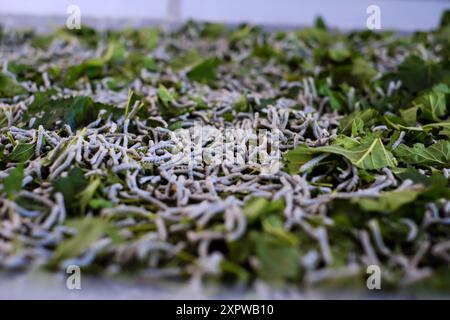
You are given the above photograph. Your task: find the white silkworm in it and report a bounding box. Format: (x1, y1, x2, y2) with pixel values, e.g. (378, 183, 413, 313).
(55, 192, 66, 224)
(35, 125, 44, 157)
(299, 153, 330, 173)
(392, 131, 405, 150)
(400, 218, 418, 242)
(112, 163, 141, 173)
(359, 230, 379, 265)
(49, 150, 76, 180)
(368, 219, 391, 256)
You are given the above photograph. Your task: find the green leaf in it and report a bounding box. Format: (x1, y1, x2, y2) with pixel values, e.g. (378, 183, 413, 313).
(284, 146, 317, 173)
(351, 57, 377, 84)
(438, 127, 450, 138)
(6, 143, 34, 162)
(315, 16, 328, 30)
(234, 94, 248, 112)
(383, 114, 423, 132)
(187, 57, 220, 84)
(200, 23, 226, 39)
(395, 169, 450, 201)
(139, 27, 159, 50)
(52, 167, 88, 210)
(352, 189, 422, 212)
(170, 49, 202, 71)
(339, 109, 379, 134)
(413, 90, 447, 122)
(24, 92, 117, 130)
(106, 41, 127, 63)
(286, 134, 397, 171)
(243, 197, 269, 223)
(156, 85, 193, 119)
(262, 215, 298, 245)
(157, 84, 175, 105)
(394, 141, 450, 167)
(79, 178, 101, 214)
(318, 84, 345, 111)
(439, 10, 450, 28)
(219, 260, 249, 282)
(243, 197, 284, 224)
(351, 118, 364, 137)
(50, 217, 111, 265)
(230, 25, 252, 43)
(63, 58, 104, 86)
(89, 198, 113, 210)
(250, 232, 300, 281)
(127, 52, 156, 72)
(0, 72, 26, 98)
(394, 56, 449, 93)
(322, 136, 397, 170)
(400, 106, 419, 126)
(329, 47, 350, 62)
(61, 25, 99, 47)
(3, 164, 24, 199)
(423, 120, 450, 133)
(252, 44, 279, 61)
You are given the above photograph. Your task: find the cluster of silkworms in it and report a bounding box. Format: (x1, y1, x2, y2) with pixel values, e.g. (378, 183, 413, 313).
(0, 25, 449, 289)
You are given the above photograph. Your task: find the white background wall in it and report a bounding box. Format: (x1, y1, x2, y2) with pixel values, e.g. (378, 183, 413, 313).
(0, 0, 449, 31)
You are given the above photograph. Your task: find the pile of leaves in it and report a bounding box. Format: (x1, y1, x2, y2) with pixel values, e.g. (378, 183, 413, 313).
(0, 13, 449, 293)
